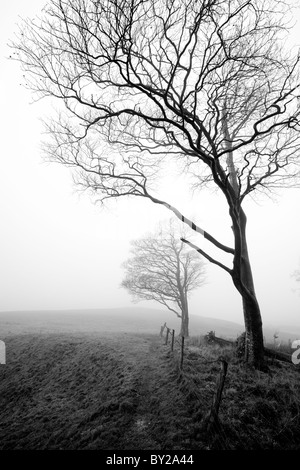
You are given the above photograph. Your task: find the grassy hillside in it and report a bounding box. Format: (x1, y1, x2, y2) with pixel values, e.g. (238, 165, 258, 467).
(0, 332, 197, 450)
(0, 331, 299, 450)
(1, 308, 299, 343)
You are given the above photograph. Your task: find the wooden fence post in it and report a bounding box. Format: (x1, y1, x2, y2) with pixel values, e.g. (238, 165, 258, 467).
(171, 329, 175, 351)
(165, 327, 170, 345)
(200, 359, 228, 433)
(180, 335, 185, 370)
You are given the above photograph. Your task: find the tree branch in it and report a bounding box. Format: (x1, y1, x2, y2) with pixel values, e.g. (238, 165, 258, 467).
(181, 238, 232, 275)
(145, 192, 235, 255)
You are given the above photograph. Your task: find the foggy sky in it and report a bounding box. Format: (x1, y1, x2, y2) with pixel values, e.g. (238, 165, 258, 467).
(1, 0, 300, 329)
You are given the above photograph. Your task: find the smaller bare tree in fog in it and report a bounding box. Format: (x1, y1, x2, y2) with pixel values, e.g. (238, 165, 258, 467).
(121, 221, 205, 337)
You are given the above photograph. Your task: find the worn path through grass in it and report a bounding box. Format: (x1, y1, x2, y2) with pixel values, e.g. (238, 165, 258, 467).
(116, 334, 195, 450)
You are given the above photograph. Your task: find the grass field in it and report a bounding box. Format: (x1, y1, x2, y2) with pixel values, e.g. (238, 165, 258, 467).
(0, 326, 300, 450)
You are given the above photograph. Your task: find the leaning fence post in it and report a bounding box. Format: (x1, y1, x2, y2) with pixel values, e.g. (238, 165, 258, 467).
(165, 327, 170, 345)
(171, 329, 175, 351)
(180, 335, 185, 370)
(200, 358, 228, 433)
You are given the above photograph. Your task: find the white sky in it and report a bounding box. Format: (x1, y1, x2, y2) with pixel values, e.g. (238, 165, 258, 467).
(0, 1, 300, 329)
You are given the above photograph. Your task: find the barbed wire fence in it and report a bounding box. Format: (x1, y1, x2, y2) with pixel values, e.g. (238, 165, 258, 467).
(160, 323, 186, 370)
(159, 322, 230, 446)
(159, 323, 298, 447)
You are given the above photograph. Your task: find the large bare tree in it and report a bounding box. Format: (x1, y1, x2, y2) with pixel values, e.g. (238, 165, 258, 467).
(11, 0, 300, 369)
(122, 220, 206, 337)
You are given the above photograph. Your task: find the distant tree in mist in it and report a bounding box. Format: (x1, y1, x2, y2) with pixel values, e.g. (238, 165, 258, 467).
(11, 0, 300, 369)
(121, 220, 206, 337)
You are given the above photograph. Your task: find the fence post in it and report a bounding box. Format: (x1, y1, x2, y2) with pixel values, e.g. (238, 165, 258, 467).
(180, 335, 185, 370)
(165, 327, 170, 345)
(200, 358, 228, 433)
(171, 329, 175, 351)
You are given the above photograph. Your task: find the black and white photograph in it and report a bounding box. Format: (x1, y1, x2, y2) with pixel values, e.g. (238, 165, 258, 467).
(1, 0, 300, 456)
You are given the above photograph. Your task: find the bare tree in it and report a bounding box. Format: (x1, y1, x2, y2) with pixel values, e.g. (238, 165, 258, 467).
(121, 220, 206, 337)
(11, 0, 300, 369)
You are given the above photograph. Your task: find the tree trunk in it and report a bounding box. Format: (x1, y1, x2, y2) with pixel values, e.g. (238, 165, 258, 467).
(241, 288, 265, 369)
(221, 113, 265, 370)
(232, 208, 266, 370)
(180, 297, 189, 337)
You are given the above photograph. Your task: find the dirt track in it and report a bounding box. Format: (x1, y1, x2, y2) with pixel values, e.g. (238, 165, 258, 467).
(115, 334, 195, 450)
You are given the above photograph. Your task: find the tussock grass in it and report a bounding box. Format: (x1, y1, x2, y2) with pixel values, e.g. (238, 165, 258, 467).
(175, 336, 300, 449)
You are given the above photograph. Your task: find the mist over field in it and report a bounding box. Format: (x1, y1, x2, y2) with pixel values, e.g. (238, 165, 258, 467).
(1, 307, 299, 344)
